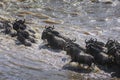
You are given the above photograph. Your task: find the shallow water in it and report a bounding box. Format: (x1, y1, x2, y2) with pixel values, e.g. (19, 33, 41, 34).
(0, 0, 120, 80)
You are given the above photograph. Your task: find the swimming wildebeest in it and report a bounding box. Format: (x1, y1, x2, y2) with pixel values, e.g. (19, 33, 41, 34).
(85, 38, 105, 52)
(105, 39, 120, 66)
(17, 30, 35, 45)
(17, 31, 31, 46)
(64, 41, 95, 69)
(85, 39, 113, 66)
(41, 28, 66, 50)
(2, 21, 12, 34)
(42, 26, 71, 41)
(13, 19, 26, 31)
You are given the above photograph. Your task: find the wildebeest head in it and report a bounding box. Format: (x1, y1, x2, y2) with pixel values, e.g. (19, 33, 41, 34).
(85, 38, 105, 53)
(86, 42, 103, 54)
(44, 25, 59, 35)
(105, 39, 116, 49)
(45, 25, 54, 31)
(85, 38, 95, 44)
(13, 19, 26, 31)
(41, 25, 59, 40)
(85, 38, 105, 47)
(41, 28, 55, 40)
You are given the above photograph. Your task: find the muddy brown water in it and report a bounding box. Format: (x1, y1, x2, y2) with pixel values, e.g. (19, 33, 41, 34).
(0, 0, 120, 80)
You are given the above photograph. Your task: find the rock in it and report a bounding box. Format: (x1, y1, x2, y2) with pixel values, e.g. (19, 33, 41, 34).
(17, 0, 26, 2)
(43, 19, 63, 24)
(91, 0, 99, 2)
(18, 11, 50, 19)
(33, 13, 50, 19)
(83, 31, 91, 35)
(91, 0, 113, 4)
(99, 0, 113, 4)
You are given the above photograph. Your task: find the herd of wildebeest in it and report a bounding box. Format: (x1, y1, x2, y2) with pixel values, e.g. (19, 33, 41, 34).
(0, 19, 120, 72)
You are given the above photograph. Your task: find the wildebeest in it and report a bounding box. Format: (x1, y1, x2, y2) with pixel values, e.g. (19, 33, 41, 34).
(17, 30, 36, 43)
(64, 41, 95, 68)
(105, 39, 116, 50)
(85, 38, 105, 47)
(85, 38, 105, 52)
(13, 19, 26, 31)
(42, 26, 71, 42)
(41, 29, 66, 50)
(106, 40, 120, 66)
(17, 31, 31, 46)
(114, 51, 120, 66)
(2, 21, 12, 34)
(85, 40, 113, 65)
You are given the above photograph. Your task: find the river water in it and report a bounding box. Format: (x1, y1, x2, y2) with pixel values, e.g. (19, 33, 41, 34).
(0, 0, 120, 80)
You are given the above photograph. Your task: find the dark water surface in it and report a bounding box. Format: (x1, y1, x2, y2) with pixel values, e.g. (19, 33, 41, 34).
(0, 0, 120, 80)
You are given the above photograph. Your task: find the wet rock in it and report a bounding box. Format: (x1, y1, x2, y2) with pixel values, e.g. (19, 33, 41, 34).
(83, 31, 91, 35)
(43, 19, 63, 24)
(33, 13, 50, 19)
(91, 0, 113, 4)
(18, 11, 50, 19)
(17, 0, 26, 2)
(91, 0, 99, 3)
(100, 0, 113, 4)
